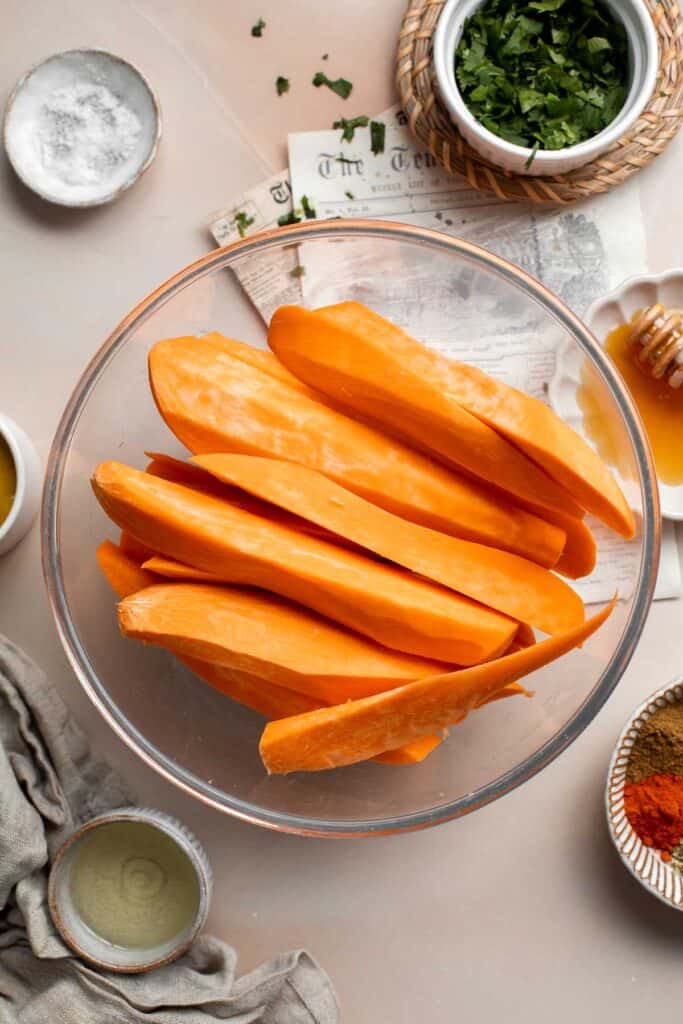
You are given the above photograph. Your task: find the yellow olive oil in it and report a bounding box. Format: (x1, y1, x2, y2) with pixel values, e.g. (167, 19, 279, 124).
(69, 821, 200, 950)
(0, 435, 16, 526)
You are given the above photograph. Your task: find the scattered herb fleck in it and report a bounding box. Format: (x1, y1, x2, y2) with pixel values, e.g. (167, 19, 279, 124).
(312, 71, 353, 99)
(251, 18, 265, 37)
(333, 115, 370, 142)
(525, 141, 540, 169)
(301, 195, 316, 219)
(277, 211, 302, 226)
(291, 265, 306, 278)
(322, 53, 329, 60)
(276, 76, 290, 96)
(345, 190, 354, 199)
(455, 0, 628, 152)
(370, 120, 386, 155)
(233, 211, 254, 237)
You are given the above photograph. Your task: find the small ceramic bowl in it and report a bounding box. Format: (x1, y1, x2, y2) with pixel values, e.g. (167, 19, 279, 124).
(48, 807, 212, 973)
(606, 679, 683, 910)
(0, 414, 41, 556)
(549, 270, 683, 521)
(4, 49, 161, 207)
(433, 0, 658, 176)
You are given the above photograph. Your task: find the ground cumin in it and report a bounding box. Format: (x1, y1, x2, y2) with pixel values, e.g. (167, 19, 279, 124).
(626, 702, 683, 783)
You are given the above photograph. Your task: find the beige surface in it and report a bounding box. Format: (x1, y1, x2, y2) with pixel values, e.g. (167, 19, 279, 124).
(2, 2, 683, 1020)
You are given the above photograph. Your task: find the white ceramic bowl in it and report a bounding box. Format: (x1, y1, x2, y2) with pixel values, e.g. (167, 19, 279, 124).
(0, 414, 41, 556)
(4, 49, 161, 207)
(606, 679, 683, 911)
(433, 0, 658, 176)
(550, 270, 683, 521)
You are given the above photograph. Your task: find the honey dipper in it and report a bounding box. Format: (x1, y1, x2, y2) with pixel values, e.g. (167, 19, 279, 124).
(628, 303, 683, 388)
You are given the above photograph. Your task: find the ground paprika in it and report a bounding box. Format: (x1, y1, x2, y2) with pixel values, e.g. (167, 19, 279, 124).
(624, 773, 683, 861)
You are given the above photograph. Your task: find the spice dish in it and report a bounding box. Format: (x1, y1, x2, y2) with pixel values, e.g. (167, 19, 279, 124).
(607, 680, 683, 909)
(4, 49, 160, 207)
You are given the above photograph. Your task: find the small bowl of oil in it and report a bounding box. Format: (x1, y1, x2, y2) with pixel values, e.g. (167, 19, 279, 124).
(549, 269, 683, 521)
(48, 807, 212, 973)
(0, 414, 41, 555)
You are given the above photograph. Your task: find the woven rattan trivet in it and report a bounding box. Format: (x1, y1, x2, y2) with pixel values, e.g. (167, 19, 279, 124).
(396, 0, 683, 203)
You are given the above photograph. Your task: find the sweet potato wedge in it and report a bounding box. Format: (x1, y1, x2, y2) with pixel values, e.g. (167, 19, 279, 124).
(117, 582, 451, 703)
(148, 336, 566, 567)
(92, 462, 517, 663)
(194, 454, 584, 635)
(278, 302, 633, 538)
(268, 303, 585, 519)
(96, 545, 443, 764)
(96, 540, 158, 598)
(259, 597, 616, 773)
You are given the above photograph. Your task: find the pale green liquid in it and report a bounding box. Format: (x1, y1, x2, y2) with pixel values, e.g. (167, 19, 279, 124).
(69, 822, 200, 950)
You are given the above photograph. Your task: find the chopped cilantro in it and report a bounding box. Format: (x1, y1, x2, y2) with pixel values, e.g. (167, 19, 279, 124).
(454, 0, 628, 152)
(291, 265, 306, 278)
(301, 195, 316, 219)
(276, 76, 290, 96)
(313, 71, 353, 99)
(333, 115, 370, 142)
(233, 211, 254, 237)
(370, 120, 386, 155)
(345, 190, 354, 199)
(251, 18, 265, 37)
(277, 211, 302, 226)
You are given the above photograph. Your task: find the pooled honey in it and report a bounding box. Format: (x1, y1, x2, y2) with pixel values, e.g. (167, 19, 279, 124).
(578, 322, 683, 485)
(0, 435, 16, 526)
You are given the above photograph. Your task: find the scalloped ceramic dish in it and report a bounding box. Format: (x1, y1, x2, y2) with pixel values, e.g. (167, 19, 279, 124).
(549, 269, 683, 521)
(606, 679, 683, 910)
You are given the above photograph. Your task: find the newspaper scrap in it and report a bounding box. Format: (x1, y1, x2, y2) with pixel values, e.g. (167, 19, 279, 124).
(206, 105, 678, 604)
(209, 170, 303, 323)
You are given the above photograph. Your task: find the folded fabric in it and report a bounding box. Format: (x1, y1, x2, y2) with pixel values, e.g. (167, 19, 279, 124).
(0, 636, 339, 1023)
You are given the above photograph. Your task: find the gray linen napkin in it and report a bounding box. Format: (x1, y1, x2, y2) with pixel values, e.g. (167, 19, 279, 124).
(0, 636, 340, 1023)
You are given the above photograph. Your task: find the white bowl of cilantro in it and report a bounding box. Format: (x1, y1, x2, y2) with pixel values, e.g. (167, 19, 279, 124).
(433, 0, 658, 176)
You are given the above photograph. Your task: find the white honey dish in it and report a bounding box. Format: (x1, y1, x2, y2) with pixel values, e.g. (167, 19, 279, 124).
(606, 679, 683, 912)
(0, 414, 41, 556)
(580, 270, 683, 521)
(3, 49, 161, 208)
(433, 0, 659, 176)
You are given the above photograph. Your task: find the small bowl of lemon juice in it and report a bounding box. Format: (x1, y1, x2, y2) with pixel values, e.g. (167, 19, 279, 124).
(48, 808, 212, 972)
(0, 414, 41, 556)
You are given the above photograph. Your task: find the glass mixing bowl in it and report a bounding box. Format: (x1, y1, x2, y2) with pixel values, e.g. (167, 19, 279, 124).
(42, 220, 659, 837)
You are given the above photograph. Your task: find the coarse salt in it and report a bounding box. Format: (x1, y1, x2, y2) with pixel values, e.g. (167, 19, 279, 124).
(5, 50, 159, 206)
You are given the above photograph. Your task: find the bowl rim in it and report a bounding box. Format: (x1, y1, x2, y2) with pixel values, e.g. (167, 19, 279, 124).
(3, 47, 162, 209)
(433, 0, 659, 170)
(41, 218, 660, 837)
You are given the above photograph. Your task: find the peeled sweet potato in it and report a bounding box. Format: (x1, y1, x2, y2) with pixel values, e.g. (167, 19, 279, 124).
(92, 462, 518, 664)
(117, 582, 451, 703)
(259, 597, 616, 773)
(96, 543, 443, 764)
(148, 336, 566, 567)
(194, 453, 584, 636)
(268, 303, 585, 519)
(96, 540, 158, 597)
(274, 302, 633, 538)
